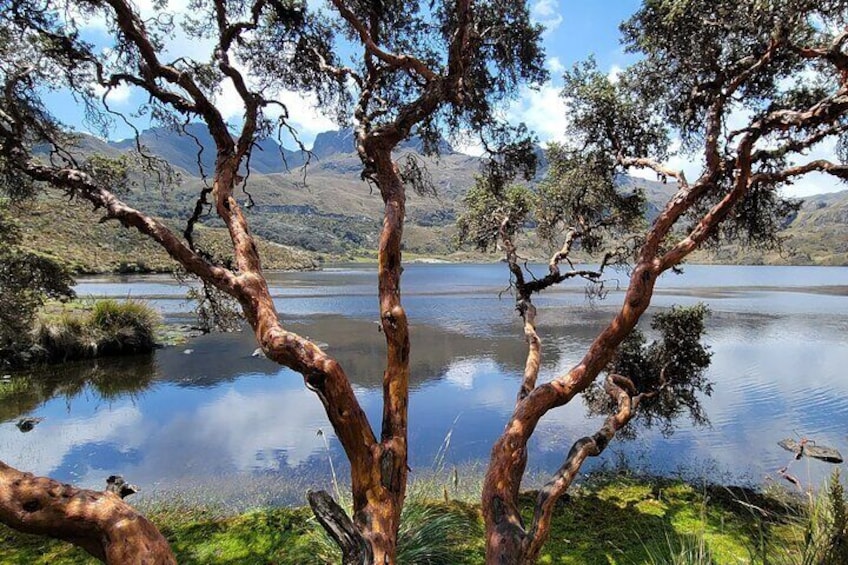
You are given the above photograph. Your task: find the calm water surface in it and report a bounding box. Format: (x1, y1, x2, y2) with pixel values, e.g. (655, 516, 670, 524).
(2, 264, 847, 505)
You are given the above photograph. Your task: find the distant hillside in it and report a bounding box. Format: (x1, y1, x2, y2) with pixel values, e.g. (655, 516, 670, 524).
(692, 189, 848, 266)
(27, 125, 848, 267)
(14, 194, 317, 274)
(86, 126, 476, 257)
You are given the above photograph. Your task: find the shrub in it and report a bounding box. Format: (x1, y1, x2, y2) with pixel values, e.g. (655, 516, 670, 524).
(33, 299, 160, 361)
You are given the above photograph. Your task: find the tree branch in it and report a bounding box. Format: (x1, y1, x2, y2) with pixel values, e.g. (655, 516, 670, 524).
(329, 0, 437, 82)
(0, 461, 175, 564)
(661, 133, 757, 269)
(523, 373, 635, 562)
(10, 150, 237, 290)
(751, 158, 848, 185)
(308, 490, 373, 565)
(619, 157, 689, 188)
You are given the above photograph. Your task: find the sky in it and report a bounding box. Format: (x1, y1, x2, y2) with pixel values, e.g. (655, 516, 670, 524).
(46, 0, 843, 197)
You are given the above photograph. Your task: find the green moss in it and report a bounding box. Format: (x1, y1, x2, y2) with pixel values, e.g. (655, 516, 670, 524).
(0, 476, 823, 564)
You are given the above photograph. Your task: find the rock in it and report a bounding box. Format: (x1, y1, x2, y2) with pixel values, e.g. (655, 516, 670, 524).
(251, 347, 266, 358)
(183, 349, 194, 355)
(16, 417, 44, 433)
(106, 475, 139, 499)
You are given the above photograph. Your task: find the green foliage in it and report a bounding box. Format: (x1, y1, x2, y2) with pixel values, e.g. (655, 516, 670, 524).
(585, 304, 713, 437)
(0, 203, 74, 365)
(455, 178, 533, 251)
(620, 0, 845, 143)
(537, 143, 646, 253)
(780, 471, 848, 565)
(643, 533, 718, 565)
(0, 474, 806, 564)
(561, 57, 669, 162)
(32, 299, 160, 361)
(308, 499, 481, 565)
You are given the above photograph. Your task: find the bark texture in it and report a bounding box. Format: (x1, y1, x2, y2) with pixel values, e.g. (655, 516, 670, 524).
(0, 462, 175, 564)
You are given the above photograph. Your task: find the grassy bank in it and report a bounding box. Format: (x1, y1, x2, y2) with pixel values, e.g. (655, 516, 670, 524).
(31, 299, 161, 362)
(1, 472, 841, 564)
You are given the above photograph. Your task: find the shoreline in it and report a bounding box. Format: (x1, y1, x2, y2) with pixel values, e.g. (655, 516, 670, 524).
(0, 470, 832, 564)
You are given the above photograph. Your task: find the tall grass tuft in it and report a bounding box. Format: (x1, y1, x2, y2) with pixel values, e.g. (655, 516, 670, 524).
(643, 532, 717, 565)
(768, 469, 848, 565)
(33, 299, 160, 361)
(308, 499, 480, 564)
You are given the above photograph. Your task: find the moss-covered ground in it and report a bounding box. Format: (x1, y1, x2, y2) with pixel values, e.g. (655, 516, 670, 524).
(0, 474, 813, 564)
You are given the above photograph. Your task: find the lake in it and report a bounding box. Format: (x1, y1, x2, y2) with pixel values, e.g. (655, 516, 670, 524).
(2, 263, 847, 507)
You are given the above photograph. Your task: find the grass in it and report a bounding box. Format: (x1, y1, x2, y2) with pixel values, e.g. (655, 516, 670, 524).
(763, 470, 848, 565)
(0, 472, 833, 564)
(32, 299, 161, 361)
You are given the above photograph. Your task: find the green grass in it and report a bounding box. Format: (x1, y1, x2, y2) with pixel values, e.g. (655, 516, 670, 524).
(0, 473, 829, 565)
(32, 299, 161, 361)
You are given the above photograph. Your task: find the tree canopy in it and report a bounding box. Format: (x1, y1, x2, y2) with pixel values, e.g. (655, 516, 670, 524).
(2, 0, 848, 563)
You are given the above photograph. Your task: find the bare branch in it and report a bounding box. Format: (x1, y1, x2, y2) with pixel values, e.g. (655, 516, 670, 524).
(312, 47, 364, 89)
(792, 28, 848, 75)
(619, 156, 689, 188)
(523, 374, 635, 562)
(661, 133, 758, 269)
(329, 0, 438, 82)
(9, 150, 237, 290)
(751, 158, 848, 185)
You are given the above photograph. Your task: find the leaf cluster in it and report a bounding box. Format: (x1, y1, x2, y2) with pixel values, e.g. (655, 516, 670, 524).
(584, 304, 713, 438)
(536, 144, 646, 254)
(621, 0, 847, 143)
(455, 177, 532, 251)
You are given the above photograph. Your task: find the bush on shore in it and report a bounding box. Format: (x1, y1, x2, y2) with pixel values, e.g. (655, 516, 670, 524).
(32, 299, 161, 362)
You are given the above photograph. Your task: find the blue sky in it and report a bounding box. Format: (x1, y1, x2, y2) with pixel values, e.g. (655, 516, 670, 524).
(47, 0, 843, 196)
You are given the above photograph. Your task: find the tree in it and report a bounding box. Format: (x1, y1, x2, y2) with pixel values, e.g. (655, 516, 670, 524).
(0, 0, 544, 563)
(0, 203, 75, 366)
(465, 1, 848, 562)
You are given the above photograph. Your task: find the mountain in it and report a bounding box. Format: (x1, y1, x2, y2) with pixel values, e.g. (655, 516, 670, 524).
(311, 129, 356, 160)
(107, 125, 455, 177)
(109, 123, 307, 176)
(27, 124, 848, 266)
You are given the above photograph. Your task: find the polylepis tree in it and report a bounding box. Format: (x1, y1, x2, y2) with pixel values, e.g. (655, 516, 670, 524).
(0, 0, 544, 563)
(458, 1, 848, 562)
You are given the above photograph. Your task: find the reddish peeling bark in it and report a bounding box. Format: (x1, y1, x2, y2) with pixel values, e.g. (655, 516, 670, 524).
(482, 39, 848, 559)
(482, 259, 660, 563)
(0, 461, 174, 564)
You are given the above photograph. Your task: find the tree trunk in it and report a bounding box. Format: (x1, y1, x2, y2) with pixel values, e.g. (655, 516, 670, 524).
(352, 144, 411, 565)
(482, 261, 659, 563)
(0, 461, 175, 564)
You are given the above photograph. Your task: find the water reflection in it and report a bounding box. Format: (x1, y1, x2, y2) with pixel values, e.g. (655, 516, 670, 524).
(1, 264, 847, 501)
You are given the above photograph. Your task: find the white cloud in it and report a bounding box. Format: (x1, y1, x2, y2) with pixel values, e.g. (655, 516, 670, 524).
(452, 136, 486, 157)
(546, 56, 565, 75)
(781, 137, 846, 197)
(607, 64, 623, 84)
(214, 81, 338, 148)
(183, 386, 333, 470)
(505, 83, 568, 145)
(0, 405, 144, 482)
(531, 0, 564, 33)
(442, 358, 502, 390)
(92, 83, 133, 105)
